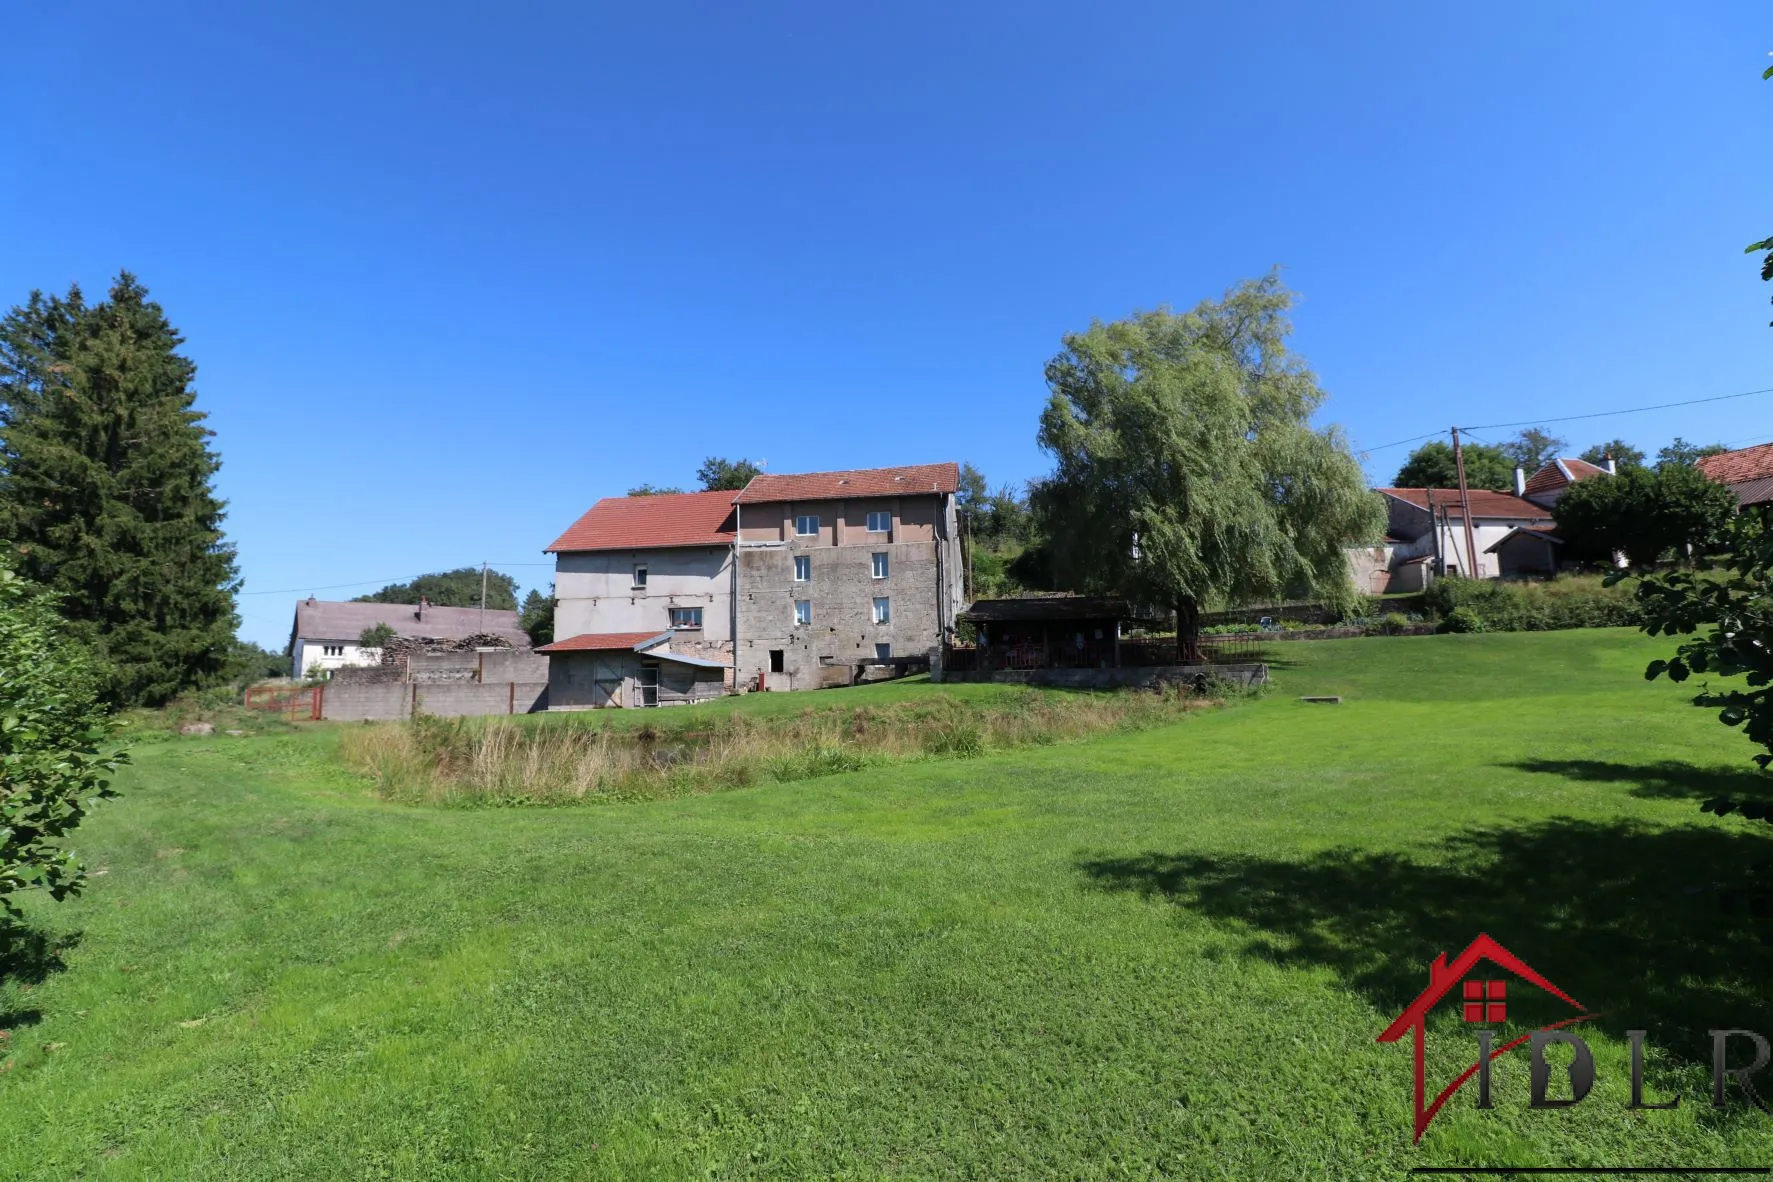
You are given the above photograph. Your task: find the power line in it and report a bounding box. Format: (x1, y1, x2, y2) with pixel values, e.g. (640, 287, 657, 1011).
(1358, 384, 1773, 456)
(239, 560, 555, 597)
(1462, 385, 1773, 433)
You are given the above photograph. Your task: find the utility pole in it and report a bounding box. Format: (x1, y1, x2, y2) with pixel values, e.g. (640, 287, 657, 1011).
(1451, 428, 1479, 579)
(480, 562, 488, 632)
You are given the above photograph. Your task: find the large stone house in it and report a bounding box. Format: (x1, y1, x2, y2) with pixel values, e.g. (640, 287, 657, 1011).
(539, 462, 964, 706)
(731, 463, 964, 692)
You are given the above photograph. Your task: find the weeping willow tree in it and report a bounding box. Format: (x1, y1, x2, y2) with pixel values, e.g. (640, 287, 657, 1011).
(1032, 274, 1385, 661)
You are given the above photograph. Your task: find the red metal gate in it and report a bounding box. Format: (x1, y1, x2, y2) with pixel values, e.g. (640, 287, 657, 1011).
(244, 684, 322, 721)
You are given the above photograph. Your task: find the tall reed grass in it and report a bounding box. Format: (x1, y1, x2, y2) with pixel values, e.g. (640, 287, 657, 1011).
(338, 687, 1221, 806)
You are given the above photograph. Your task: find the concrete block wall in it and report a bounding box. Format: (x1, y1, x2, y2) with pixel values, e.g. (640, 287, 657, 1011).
(477, 649, 550, 683)
(321, 682, 549, 721)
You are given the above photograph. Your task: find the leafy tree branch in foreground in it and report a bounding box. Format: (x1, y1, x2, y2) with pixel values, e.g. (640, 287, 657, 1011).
(0, 564, 125, 920)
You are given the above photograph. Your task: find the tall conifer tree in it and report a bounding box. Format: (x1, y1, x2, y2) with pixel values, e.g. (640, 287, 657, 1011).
(0, 273, 239, 704)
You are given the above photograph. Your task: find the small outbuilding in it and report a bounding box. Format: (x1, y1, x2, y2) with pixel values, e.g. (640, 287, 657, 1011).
(538, 629, 728, 709)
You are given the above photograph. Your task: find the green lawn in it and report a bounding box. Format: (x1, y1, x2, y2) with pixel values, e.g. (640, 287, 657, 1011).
(5, 629, 1773, 1178)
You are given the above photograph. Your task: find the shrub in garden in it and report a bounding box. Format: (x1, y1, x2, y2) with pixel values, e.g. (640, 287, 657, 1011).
(1440, 607, 1486, 634)
(1423, 575, 1639, 633)
(0, 565, 125, 919)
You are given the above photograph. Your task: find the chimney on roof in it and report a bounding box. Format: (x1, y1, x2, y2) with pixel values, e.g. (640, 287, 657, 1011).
(1605, 454, 1617, 475)
(1513, 466, 1526, 496)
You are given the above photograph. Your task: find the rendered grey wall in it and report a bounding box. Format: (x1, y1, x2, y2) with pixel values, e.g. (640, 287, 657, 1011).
(321, 682, 548, 721)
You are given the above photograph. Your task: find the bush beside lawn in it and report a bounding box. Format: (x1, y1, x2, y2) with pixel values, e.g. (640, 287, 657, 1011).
(1, 629, 1771, 1177)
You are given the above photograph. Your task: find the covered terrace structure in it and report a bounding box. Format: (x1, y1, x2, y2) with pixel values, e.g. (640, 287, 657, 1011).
(947, 596, 1165, 673)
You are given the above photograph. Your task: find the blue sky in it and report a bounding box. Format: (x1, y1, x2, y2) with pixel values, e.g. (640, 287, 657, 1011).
(4, 2, 1769, 648)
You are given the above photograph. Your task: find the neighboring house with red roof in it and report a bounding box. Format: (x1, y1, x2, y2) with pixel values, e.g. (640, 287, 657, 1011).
(1697, 441, 1773, 508)
(1364, 457, 1615, 588)
(1518, 456, 1611, 507)
(540, 462, 964, 705)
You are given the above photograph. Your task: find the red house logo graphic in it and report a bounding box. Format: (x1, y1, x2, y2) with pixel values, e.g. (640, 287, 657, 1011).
(1376, 933, 1591, 1141)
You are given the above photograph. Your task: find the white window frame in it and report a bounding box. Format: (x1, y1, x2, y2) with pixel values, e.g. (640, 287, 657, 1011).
(871, 552, 888, 579)
(872, 597, 890, 625)
(793, 555, 811, 582)
(633, 563, 648, 589)
(323, 644, 344, 658)
(794, 599, 812, 626)
(669, 606, 703, 629)
(795, 515, 820, 537)
(866, 510, 891, 533)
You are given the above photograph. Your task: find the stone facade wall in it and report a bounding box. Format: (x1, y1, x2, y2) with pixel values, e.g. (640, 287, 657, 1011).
(734, 537, 947, 692)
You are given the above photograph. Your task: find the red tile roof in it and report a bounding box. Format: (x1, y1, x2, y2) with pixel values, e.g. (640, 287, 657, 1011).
(733, 462, 960, 504)
(1378, 488, 1554, 520)
(546, 490, 736, 553)
(1698, 441, 1773, 485)
(536, 631, 666, 654)
(1521, 458, 1608, 497)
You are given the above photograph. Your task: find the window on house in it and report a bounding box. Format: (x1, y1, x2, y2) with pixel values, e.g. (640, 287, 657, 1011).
(795, 515, 819, 536)
(866, 510, 890, 533)
(793, 555, 811, 581)
(871, 552, 888, 579)
(872, 597, 890, 624)
(769, 649, 785, 673)
(633, 564, 648, 588)
(875, 643, 891, 660)
(794, 600, 812, 625)
(322, 644, 344, 658)
(669, 606, 703, 629)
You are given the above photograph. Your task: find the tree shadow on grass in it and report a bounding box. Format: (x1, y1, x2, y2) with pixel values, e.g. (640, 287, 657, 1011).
(1507, 758, 1773, 806)
(0, 924, 79, 1030)
(1079, 819, 1773, 1053)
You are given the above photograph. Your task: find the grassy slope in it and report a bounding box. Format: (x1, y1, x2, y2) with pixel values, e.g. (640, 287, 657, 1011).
(4, 630, 1772, 1178)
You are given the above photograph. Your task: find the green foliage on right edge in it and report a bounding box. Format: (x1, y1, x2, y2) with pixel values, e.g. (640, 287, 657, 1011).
(0, 274, 241, 706)
(1032, 274, 1384, 654)
(0, 564, 125, 919)
(1632, 515, 1773, 820)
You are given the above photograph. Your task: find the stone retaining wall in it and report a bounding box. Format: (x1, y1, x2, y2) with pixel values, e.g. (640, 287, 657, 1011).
(933, 663, 1267, 690)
